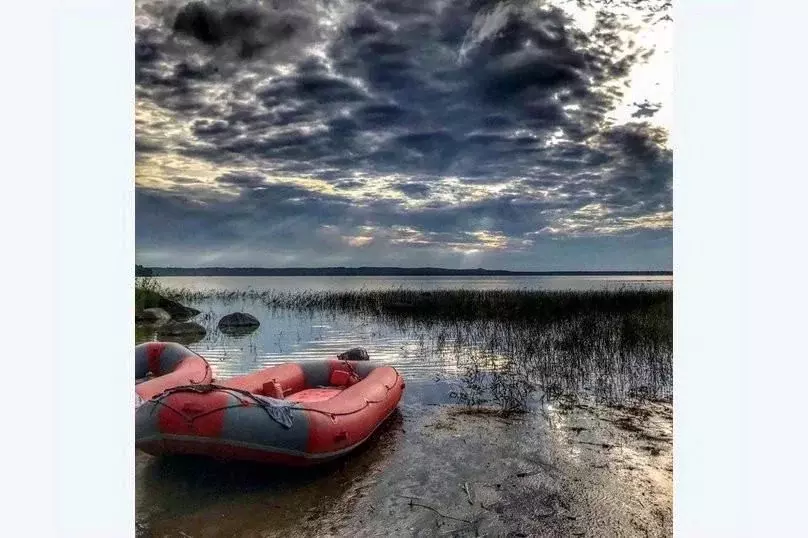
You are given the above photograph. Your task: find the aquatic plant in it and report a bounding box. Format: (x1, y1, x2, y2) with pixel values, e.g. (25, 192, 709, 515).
(139, 283, 672, 409)
(156, 285, 670, 323)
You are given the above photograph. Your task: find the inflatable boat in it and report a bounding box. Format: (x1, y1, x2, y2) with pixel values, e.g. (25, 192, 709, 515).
(135, 342, 213, 406)
(135, 359, 404, 465)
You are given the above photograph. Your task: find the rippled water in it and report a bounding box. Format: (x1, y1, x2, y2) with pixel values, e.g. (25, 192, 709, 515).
(138, 275, 671, 384)
(137, 301, 464, 383)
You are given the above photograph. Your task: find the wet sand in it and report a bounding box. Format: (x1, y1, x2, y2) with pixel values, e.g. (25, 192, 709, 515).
(136, 384, 671, 538)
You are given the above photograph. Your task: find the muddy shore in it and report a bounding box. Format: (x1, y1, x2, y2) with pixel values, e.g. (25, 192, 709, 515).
(136, 384, 671, 538)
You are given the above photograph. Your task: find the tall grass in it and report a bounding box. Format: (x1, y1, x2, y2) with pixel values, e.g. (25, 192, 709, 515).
(140, 283, 672, 409)
(159, 286, 670, 323)
(416, 310, 672, 409)
(135, 276, 172, 311)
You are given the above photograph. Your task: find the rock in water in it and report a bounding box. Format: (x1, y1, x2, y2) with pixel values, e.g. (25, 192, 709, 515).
(136, 289, 200, 321)
(158, 321, 207, 337)
(135, 307, 171, 325)
(338, 347, 370, 361)
(218, 312, 260, 331)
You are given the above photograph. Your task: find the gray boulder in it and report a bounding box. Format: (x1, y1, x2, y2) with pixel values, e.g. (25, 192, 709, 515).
(136, 289, 200, 321)
(218, 312, 260, 333)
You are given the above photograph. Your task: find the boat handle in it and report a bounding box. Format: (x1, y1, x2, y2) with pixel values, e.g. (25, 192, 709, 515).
(334, 431, 349, 443)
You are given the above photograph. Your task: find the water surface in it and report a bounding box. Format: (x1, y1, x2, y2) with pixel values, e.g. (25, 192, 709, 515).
(139, 275, 671, 385)
(136, 275, 673, 536)
(153, 274, 672, 293)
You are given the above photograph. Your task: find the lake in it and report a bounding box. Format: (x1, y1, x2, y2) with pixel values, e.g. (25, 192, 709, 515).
(136, 275, 673, 537)
(152, 274, 672, 292)
(138, 275, 672, 386)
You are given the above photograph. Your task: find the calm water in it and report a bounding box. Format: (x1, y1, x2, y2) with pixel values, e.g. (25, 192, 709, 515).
(138, 275, 671, 385)
(137, 302, 464, 384)
(153, 274, 672, 293)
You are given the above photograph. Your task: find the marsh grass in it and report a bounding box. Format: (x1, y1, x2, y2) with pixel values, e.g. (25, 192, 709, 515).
(138, 282, 672, 410)
(134, 276, 162, 311)
(157, 285, 669, 324)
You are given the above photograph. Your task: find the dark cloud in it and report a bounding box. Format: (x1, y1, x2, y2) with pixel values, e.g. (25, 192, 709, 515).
(258, 74, 368, 109)
(632, 100, 661, 118)
(135, 0, 672, 269)
(135, 137, 163, 155)
(394, 182, 432, 198)
(173, 2, 223, 46)
(215, 172, 267, 190)
(172, 1, 309, 58)
(192, 118, 229, 136)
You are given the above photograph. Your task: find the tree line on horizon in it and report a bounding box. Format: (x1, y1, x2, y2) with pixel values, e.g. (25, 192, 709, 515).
(135, 265, 154, 277)
(134, 266, 672, 277)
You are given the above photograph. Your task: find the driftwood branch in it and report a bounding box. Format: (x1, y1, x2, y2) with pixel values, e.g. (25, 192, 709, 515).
(464, 482, 473, 504)
(400, 496, 471, 523)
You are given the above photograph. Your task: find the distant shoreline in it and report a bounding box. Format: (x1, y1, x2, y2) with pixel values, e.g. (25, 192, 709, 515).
(137, 266, 673, 277)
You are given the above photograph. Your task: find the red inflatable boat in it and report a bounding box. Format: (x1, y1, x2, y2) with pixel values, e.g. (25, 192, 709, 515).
(135, 359, 404, 465)
(135, 342, 213, 405)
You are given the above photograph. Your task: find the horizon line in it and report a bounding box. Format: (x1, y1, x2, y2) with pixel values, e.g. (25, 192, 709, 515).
(137, 265, 673, 275)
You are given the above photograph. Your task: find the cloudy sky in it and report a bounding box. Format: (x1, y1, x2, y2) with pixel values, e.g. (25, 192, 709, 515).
(135, 0, 672, 270)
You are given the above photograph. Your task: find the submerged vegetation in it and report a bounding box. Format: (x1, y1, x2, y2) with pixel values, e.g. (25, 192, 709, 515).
(136, 278, 672, 410)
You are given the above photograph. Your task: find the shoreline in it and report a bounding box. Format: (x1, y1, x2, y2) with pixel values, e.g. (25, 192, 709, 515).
(137, 397, 672, 537)
(135, 282, 673, 536)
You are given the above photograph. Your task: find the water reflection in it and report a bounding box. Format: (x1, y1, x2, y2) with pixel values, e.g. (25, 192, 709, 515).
(136, 293, 672, 404)
(136, 300, 464, 382)
(136, 411, 406, 536)
(218, 325, 260, 338)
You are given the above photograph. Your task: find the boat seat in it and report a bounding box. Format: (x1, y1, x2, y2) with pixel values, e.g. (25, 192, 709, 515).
(286, 387, 343, 404)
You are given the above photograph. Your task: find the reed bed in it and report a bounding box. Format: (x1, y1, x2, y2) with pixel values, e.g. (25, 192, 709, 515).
(147, 279, 670, 323)
(136, 278, 672, 410)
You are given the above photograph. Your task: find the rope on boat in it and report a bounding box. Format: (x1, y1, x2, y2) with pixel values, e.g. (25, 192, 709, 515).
(146, 383, 295, 428)
(187, 355, 213, 385)
(139, 343, 213, 386)
(142, 368, 403, 429)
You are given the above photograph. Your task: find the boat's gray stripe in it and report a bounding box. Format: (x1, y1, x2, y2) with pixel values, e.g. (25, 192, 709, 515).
(134, 343, 150, 379)
(135, 341, 201, 377)
(219, 400, 310, 453)
(299, 361, 332, 388)
(137, 406, 398, 460)
(297, 360, 380, 388)
(135, 400, 162, 440)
